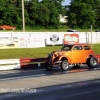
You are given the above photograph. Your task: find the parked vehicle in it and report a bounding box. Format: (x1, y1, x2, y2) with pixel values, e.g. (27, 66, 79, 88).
(0, 25, 16, 30)
(67, 29, 79, 32)
(45, 44, 98, 71)
(95, 30, 100, 32)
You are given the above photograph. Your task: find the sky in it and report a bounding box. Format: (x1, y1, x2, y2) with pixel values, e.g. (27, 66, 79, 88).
(62, 0, 71, 6)
(38, 0, 71, 6)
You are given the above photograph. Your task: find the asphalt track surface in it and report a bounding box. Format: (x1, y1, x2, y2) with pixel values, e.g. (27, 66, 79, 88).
(0, 65, 100, 100)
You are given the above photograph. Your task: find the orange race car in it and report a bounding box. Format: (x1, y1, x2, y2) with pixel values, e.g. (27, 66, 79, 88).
(45, 44, 99, 71)
(0, 25, 16, 30)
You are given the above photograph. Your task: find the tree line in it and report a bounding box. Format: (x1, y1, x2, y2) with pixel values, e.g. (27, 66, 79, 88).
(67, 0, 100, 29)
(0, 0, 65, 29)
(0, 0, 100, 30)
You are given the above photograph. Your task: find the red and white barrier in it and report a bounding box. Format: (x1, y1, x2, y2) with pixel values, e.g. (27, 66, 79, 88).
(0, 58, 46, 70)
(0, 59, 20, 70)
(20, 58, 46, 69)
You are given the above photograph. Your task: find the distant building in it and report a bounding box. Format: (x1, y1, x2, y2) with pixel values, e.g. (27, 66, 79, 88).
(59, 14, 67, 23)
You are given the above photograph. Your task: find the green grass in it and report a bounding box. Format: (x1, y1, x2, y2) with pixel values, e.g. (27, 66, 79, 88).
(0, 44, 99, 59)
(0, 46, 62, 59)
(92, 44, 100, 54)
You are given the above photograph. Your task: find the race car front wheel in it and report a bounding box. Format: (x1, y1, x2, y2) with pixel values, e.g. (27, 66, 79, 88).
(45, 63, 52, 70)
(60, 60, 69, 71)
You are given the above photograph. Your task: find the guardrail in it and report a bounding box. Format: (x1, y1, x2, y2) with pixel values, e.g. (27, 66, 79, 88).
(0, 58, 46, 70)
(0, 55, 99, 71)
(20, 58, 46, 69)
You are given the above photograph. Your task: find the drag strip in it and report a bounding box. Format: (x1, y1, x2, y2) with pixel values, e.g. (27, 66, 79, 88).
(0, 65, 99, 100)
(0, 79, 100, 100)
(0, 65, 99, 81)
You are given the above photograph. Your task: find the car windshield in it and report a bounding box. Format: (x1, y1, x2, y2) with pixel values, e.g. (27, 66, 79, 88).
(61, 45, 73, 51)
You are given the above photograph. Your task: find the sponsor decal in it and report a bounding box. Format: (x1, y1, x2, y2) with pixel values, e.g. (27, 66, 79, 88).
(64, 34, 79, 44)
(50, 34, 59, 43)
(18, 37, 27, 48)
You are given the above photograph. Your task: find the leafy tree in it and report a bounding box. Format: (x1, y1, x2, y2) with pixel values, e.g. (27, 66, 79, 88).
(36, 4, 50, 28)
(47, 1, 60, 28)
(0, 0, 22, 29)
(0, 0, 66, 29)
(67, 0, 98, 29)
(93, 0, 100, 28)
(41, 0, 65, 29)
(0, 0, 6, 25)
(26, 1, 38, 28)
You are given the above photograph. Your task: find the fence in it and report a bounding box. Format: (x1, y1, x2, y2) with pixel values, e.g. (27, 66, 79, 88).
(0, 32, 100, 49)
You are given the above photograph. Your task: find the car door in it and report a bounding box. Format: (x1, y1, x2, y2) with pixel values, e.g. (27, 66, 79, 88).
(71, 45, 84, 63)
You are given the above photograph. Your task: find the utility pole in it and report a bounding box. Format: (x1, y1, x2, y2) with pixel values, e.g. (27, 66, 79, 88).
(22, 0, 25, 32)
(91, 25, 92, 48)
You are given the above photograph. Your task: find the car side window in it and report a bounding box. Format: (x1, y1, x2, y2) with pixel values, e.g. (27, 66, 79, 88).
(62, 47, 71, 50)
(84, 46, 90, 50)
(63, 47, 69, 50)
(73, 46, 82, 50)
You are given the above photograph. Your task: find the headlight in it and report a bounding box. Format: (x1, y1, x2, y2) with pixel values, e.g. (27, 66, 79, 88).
(54, 53, 60, 57)
(54, 54, 57, 57)
(57, 53, 60, 57)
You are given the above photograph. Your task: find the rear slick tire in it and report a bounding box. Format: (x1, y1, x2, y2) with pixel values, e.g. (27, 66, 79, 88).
(87, 57, 98, 68)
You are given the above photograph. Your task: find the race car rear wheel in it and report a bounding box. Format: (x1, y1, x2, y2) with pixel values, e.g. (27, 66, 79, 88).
(87, 57, 98, 68)
(60, 60, 69, 71)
